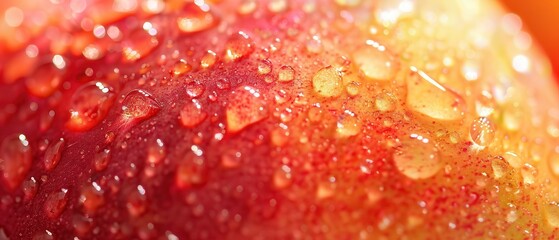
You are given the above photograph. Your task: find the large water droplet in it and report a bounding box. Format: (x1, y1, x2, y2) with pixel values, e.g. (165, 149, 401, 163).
(67, 81, 116, 131)
(393, 133, 441, 180)
(180, 99, 207, 128)
(406, 67, 465, 121)
(79, 182, 105, 215)
(353, 40, 397, 81)
(177, 2, 217, 34)
(122, 28, 160, 63)
(44, 188, 68, 219)
(121, 89, 161, 123)
(312, 66, 343, 98)
(491, 156, 511, 179)
(258, 59, 272, 75)
(469, 117, 495, 147)
(0, 134, 32, 190)
(226, 86, 268, 133)
(172, 59, 192, 76)
(545, 201, 559, 228)
(200, 50, 217, 68)
(25, 62, 64, 98)
(43, 138, 65, 171)
(225, 31, 253, 61)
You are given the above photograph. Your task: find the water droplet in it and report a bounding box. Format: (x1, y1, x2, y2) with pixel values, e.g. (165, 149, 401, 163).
(43, 138, 65, 171)
(503, 152, 522, 168)
(25, 62, 64, 98)
(308, 105, 323, 122)
(221, 150, 242, 168)
(521, 163, 537, 185)
(393, 133, 441, 180)
(375, 92, 397, 112)
(406, 67, 465, 121)
(180, 99, 207, 128)
(127, 185, 147, 217)
(491, 156, 511, 179)
(469, 117, 495, 147)
(312, 66, 343, 98)
(177, 2, 217, 34)
(39, 110, 56, 132)
(316, 183, 335, 200)
(545, 201, 559, 227)
(200, 50, 217, 68)
(172, 59, 192, 76)
(147, 138, 166, 164)
(306, 35, 322, 53)
(353, 40, 397, 81)
(121, 89, 161, 123)
(336, 110, 361, 138)
(271, 124, 290, 147)
(273, 165, 292, 189)
(122, 28, 160, 63)
(79, 182, 104, 215)
(175, 157, 207, 189)
(67, 81, 116, 131)
(225, 31, 253, 61)
(22, 177, 38, 201)
(257, 59, 272, 75)
(94, 149, 111, 171)
(278, 65, 295, 82)
(0, 134, 32, 190)
(44, 188, 68, 219)
(226, 86, 268, 133)
(186, 82, 205, 98)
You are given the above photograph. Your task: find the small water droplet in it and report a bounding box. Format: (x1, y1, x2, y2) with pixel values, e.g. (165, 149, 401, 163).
(225, 31, 253, 61)
(278, 65, 295, 82)
(39, 110, 56, 132)
(79, 182, 104, 215)
(180, 99, 207, 128)
(503, 152, 522, 169)
(172, 59, 192, 76)
(43, 138, 65, 171)
(22, 177, 38, 201)
(406, 67, 465, 121)
(93, 149, 111, 171)
(393, 133, 441, 180)
(175, 157, 207, 189)
(353, 40, 397, 81)
(186, 82, 205, 98)
(121, 89, 161, 123)
(147, 138, 166, 164)
(127, 185, 147, 217)
(520, 163, 536, 185)
(305, 35, 322, 53)
(25, 62, 64, 98)
(312, 66, 343, 98)
(375, 92, 397, 112)
(469, 117, 495, 147)
(226, 86, 268, 133)
(44, 188, 68, 219)
(336, 110, 361, 138)
(257, 59, 272, 75)
(273, 165, 292, 189)
(491, 156, 511, 179)
(200, 50, 217, 68)
(221, 150, 242, 168)
(122, 28, 160, 63)
(0, 134, 32, 190)
(308, 104, 323, 122)
(271, 124, 290, 147)
(177, 2, 217, 34)
(67, 81, 115, 131)
(545, 201, 559, 227)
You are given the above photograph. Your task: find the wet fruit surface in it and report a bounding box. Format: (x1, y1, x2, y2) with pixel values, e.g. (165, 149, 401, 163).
(1, 0, 559, 239)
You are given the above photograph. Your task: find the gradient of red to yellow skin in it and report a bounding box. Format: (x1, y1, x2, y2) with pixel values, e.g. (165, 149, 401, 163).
(502, 0, 559, 79)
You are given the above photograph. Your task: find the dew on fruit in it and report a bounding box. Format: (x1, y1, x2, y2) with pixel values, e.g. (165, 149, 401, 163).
(175, 157, 207, 189)
(375, 92, 397, 112)
(180, 99, 207, 128)
(93, 148, 111, 171)
(336, 110, 361, 138)
(32, 230, 54, 240)
(545, 201, 559, 228)
(225, 31, 253, 61)
(221, 150, 242, 168)
(226, 86, 268, 133)
(44, 188, 68, 219)
(186, 82, 205, 98)
(43, 138, 65, 171)
(268, 0, 287, 12)
(79, 181, 105, 214)
(121, 89, 161, 123)
(393, 133, 441, 180)
(25, 62, 64, 98)
(273, 165, 292, 189)
(503, 151, 522, 168)
(122, 28, 160, 63)
(312, 66, 343, 98)
(73, 214, 94, 236)
(258, 59, 273, 75)
(278, 65, 295, 82)
(67, 81, 116, 131)
(491, 156, 511, 179)
(172, 59, 192, 76)
(461, 60, 480, 81)
(127, 185, 147, 217)
(469, 117, 495, 147)
(306, 35, 322, 53)
(271, 124, 290, 147)
(200, 50, 217, 68)
(353, 40, 397, 81)
(177, 2, 217, 34)
(0, 134, 32, 190)
(22, 177, 38, 201)
(520, 163, 536, 185)
(147, 138, 166, 164)
(406, 66, 465, 121)
(475, 91, 495, 117)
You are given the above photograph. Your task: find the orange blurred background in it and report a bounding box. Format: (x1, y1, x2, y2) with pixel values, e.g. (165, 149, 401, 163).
(502, 0, 559, 78)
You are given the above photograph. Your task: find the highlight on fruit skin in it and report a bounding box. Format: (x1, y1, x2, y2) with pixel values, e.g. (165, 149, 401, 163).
(0, 0, 558, 239)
